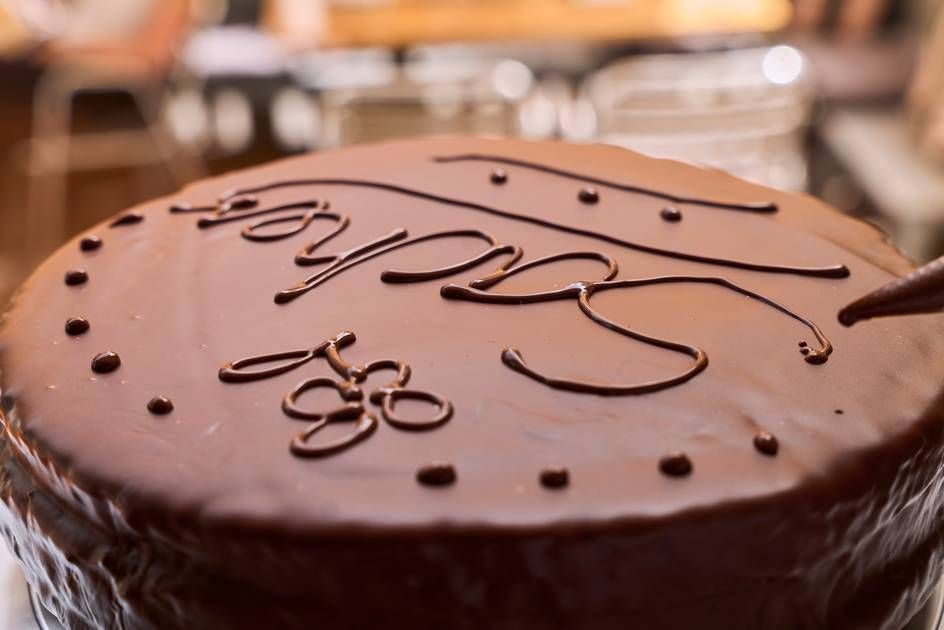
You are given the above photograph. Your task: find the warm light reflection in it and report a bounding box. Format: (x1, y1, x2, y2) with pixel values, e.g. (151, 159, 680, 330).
(762, 45, 803, 85)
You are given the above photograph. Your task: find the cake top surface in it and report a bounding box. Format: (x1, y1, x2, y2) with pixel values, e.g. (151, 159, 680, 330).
(2, 136, 943, 536)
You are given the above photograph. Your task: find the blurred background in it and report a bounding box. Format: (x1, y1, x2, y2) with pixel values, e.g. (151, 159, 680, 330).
(0, 0, 943, 307)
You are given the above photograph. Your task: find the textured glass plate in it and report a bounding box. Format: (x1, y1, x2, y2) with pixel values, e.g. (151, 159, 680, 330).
(3, 543, 943, 629)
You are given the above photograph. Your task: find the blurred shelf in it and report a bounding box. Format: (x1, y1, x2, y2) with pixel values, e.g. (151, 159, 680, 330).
(820, 107, 944, 262)
(263, 0, 792, 49)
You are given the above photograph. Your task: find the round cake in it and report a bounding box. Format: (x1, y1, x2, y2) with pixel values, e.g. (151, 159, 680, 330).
(2, 137, 944, 629)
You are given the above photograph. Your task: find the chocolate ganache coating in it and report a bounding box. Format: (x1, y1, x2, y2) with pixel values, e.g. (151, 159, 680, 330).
(2, 137, 944, 629)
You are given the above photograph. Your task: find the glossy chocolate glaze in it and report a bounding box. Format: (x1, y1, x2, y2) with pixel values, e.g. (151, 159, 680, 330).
(2, 137, 944, 629)
(220, 330, 453, 458)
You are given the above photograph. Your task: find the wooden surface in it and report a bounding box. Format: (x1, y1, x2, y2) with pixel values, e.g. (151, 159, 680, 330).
(262, 0, 793, 49)
(0, 6, 33, 59)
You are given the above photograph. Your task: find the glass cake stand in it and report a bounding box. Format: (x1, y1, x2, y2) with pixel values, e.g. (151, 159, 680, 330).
(17, 581, 944, 630)
(2, 512, 942, 629)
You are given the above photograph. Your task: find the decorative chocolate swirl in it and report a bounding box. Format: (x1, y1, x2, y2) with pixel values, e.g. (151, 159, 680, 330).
(219, 331, 453, 458)
(174, 167, 836, 406)
(433, 154, 780, 213)
(170, 158, 839, 456)
(194, 178, 847, 278)
(440, 252, 831, 395)
(277, 228, 519, 304)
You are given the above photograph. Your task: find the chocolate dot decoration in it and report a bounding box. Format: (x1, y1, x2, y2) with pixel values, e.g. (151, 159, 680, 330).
(416, 461, 456, 487)
(659, 452, 692, 477)
(221, 194, 259, 213)
(64, 269, 88, 286)
(539, 466, 569, 489)
(147, 396, 174, 415)
(79, 235, 103, 252)
(578, 187, 599, 204)
(91, 351, 121, 374)
(835, 409, 844, 415)
(490, 169, 508, 185)
(660, 206, 682, 222)
(753, 431, 779, 456)
(798, 341, 808, 347)
(110, 212, 144, 228)
(64, 317, 90, 336)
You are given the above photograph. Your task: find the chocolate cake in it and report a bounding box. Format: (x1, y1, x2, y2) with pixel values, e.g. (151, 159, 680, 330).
(2, 137, 944, 629)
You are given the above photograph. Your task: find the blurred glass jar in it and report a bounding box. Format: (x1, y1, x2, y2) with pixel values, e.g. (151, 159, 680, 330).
(581, 46, 814, 191)
(294, 46, 535, 147)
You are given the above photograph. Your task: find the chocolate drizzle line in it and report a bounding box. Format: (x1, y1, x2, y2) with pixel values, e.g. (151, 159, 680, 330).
(278, 228, 520, 304)
(170, 201, 215, 214)
(220, 331, 453, 458)
(433, 154, 779, 213)
(441, 254, 831, 395)
(199, 178, 847, 279)
(110, 212, 144, 227)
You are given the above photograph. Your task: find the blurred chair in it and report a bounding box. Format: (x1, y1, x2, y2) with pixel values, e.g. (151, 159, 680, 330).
(177, 24, 291, 156)
(791, 0, 899, 40)
(25, 0, 204, 252)
(287, 46, 535, 149)
(582, 46, 813, 191)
